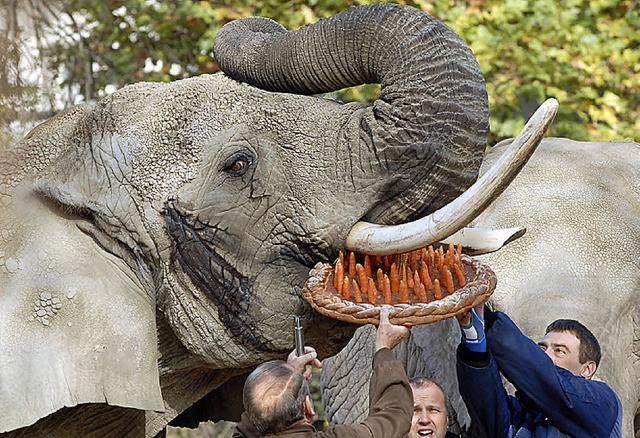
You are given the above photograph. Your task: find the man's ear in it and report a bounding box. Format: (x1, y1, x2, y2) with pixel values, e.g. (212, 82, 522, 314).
(580, 360, 597, 379)
(304, 395, 315, 420)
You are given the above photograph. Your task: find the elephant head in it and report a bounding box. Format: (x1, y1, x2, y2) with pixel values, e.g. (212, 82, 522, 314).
(0, 3, 554, 435)
(213, 3, 490, 225)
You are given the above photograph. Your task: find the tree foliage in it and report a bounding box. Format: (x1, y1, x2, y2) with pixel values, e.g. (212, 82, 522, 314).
(447, 0, 640, 142)
(4, 0, 639, 145)
(0, 1, 65, 145)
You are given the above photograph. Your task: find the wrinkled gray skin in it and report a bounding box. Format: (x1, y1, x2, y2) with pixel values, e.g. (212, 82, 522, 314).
(322, 137, 640, 437)
(0, 4, 489, 436)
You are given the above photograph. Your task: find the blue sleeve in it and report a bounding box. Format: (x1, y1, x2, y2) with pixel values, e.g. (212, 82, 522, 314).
(456, 345, 516, 438)
(487, 311, 622, 437)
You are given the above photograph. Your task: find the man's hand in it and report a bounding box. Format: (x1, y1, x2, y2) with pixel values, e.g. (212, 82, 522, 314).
(456, 304, 486, 353)
(456, 303, 485, 326)
(375, 306, 409, 352)
(287, 346, 322, 381)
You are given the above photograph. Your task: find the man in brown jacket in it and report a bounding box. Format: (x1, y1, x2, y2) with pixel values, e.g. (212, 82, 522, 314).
(234, 306, 413, 437)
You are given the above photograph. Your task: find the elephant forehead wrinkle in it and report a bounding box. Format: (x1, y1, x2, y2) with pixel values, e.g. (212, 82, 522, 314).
(99, 90, 214, 200)
(97, 133, 133, 172)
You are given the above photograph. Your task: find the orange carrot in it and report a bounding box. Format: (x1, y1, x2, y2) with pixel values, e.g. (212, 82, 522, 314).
(422, 262, 433, 291)
(447, 243, 455, 266)
(364, 255, 373, 278)
(406, 266, 414, 288)
(390, 262, 399, 294)
(444, 268, 454, 294)
(353, 281, 362, 303)
(356, 264, 368, 294)
(383, 275, 392, 304)
(335, 260, 344, 293)
(434, 250, 441, 271)
(342, 276, 350, 299)
(434, 279, 442, 300)
(368, 278, 377, 304)
(454, 263, 466, 287)
(413, 271, 421, 297)
(416, 280, 427, 303)
(377, 268, 384, 291)
(440, 266, 453, 294)
(348, 252, 356, 277)
(438, 265, 445, 282)
(418, 262, 431, 283)
(399, 279, 408, 303)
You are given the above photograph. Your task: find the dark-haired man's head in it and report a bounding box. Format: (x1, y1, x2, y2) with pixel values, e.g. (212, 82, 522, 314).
(538, 319, 601, 379)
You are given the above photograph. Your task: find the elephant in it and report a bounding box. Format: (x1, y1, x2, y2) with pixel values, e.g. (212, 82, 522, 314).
(321, 137, 640, 437)
(0, 2, 568, 435)
(0, 3, 503, 436)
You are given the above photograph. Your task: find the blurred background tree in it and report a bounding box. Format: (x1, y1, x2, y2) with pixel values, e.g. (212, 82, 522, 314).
(2, 0, 638, 146)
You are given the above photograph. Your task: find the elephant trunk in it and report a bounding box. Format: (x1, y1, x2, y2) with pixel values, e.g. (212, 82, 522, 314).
(213, 3, 489, 224)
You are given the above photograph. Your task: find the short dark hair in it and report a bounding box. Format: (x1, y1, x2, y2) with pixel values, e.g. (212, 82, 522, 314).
(546, 319, 602, 367)
(243, 360, 310, 435)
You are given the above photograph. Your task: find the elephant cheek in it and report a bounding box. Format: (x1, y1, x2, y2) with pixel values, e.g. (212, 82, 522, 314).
(162, 207, 357, 361)
(162, 206, 278, 356)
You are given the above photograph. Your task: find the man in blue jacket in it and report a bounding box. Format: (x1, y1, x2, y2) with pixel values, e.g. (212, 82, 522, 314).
(456, 304, 622, 437)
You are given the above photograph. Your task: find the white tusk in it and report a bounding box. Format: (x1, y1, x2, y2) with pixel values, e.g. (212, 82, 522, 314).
(345, 98, 558, 255)
(439, 226, 526, 255)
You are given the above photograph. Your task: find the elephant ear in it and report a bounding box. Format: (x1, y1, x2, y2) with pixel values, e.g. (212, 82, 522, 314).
(0, 107, 164, 433)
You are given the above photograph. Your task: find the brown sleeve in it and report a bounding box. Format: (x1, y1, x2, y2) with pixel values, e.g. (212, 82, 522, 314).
(363, 348, 413, 436)
(320, 348, 413, 437)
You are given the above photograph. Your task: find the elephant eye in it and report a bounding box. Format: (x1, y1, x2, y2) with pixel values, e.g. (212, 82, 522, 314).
(223, 151, 254, 176)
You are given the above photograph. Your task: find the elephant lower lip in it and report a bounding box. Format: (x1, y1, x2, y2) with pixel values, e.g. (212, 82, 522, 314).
(302, 244, 496, 326)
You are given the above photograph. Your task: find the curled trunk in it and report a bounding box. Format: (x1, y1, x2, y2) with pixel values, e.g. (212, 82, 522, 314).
(214, 3, 489, 224)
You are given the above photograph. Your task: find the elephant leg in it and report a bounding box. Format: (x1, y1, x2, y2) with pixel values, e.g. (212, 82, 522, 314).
(321, 325, 376, 426)
(168, 373, 248, 428)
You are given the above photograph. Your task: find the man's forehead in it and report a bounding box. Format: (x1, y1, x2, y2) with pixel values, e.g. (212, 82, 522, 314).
(540, 330, 580, 347)
(413, 384, 446, 407)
